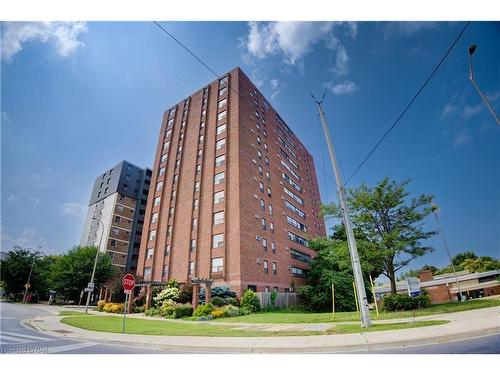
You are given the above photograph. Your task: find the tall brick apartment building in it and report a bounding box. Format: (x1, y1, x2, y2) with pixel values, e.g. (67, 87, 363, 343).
(137, 67, 325, 298)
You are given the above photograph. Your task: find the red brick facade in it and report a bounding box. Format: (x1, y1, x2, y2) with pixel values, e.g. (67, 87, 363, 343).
(136, 67, 326, 296)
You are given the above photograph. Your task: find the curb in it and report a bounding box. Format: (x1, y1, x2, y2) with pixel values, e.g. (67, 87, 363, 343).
(24, 316, 500, 353)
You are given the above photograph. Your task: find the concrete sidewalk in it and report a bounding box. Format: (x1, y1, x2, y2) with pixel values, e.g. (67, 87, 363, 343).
(25, 306, 500, 353)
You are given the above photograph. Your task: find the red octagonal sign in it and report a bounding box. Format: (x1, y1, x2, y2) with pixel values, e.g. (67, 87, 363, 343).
(122, 274, 136, 293)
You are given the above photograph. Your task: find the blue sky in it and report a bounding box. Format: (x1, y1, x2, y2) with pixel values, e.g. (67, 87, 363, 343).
(1, 21, 499, 274)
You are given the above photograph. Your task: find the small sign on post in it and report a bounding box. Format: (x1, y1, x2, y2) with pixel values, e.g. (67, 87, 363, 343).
(122, 274, 136, 334)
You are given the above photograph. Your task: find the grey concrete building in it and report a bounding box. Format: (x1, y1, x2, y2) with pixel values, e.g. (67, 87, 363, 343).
(80, 161, 152, 272)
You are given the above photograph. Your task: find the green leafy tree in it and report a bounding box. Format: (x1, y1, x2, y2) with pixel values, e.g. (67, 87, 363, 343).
(451, 251, 478, 267)
(0, 247, 56, 299)
(400, 264, 438, 280)
(323, 178, 436, 294)
(458, 256, 500, 273)
(49, 246, 114, 301)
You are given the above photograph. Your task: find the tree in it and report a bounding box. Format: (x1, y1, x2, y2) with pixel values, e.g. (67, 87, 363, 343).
(0, 247, 55, 300)
(400, 264, 438, 280)
(323, 178, 436, 294)
(49, 246, 114, 302)
(458, 256, 500, 273)
(452, 251, 478, 267)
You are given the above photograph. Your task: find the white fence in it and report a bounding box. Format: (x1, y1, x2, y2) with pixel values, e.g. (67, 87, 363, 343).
(257, 292, 298, 308)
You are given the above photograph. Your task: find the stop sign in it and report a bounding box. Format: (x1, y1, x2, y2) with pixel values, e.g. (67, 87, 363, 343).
(122, 274, 136, 293)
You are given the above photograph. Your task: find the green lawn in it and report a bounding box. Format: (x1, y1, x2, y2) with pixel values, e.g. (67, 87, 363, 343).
(61, 315, 447, 337)
(216, 297, 500, 324)
(58, 310, 85, 316)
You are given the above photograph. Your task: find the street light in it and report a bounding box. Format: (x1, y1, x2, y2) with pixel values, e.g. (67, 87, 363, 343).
(84, 217, 105, 314)
(22, 246, 42, 303)
(467, 44, 500, 126)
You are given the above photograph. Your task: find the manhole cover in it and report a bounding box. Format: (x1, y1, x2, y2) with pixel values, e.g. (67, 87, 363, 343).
(52, 329, 74, 334)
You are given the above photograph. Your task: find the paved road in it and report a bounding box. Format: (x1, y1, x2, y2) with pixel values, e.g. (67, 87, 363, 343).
(1, 301, 499, 354)
(0, 301, 164, 354)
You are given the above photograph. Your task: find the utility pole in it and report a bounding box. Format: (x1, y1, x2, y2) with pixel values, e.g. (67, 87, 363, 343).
(22, 257, 35, 303)
(468, 44, 500, 127)
(316, 101, 372, 327)
(85, 218, 104, 314)
(432, 203, 464, 301)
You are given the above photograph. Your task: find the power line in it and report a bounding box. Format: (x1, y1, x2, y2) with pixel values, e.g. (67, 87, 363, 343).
(343, 21, 471, 187)
(321, 22, 345, 102)
(264, 22, 317, 102)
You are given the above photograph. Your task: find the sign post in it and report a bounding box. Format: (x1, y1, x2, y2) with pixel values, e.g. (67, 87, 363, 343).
(331, 283, 335, 320)
(122, 274, 136, 334)
(369, 274, 380, 318)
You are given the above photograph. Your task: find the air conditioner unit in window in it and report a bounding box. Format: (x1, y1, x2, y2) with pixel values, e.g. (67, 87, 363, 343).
(254, 214, 259, 219)
(287, 265, 291, 270)
(257, 257, 262, 264)
(253, 194, 258, 199)
(256, 235, 261, 241)
(252, 176, 257, 181)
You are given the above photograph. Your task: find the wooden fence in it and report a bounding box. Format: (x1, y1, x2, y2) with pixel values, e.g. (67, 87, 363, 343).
(256, 292, 298, 308)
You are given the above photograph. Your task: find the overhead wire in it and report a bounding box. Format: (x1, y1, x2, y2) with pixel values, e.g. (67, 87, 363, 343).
(321, 21, 345, 102)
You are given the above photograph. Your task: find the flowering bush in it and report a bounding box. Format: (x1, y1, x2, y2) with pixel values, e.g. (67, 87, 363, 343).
(153, 286, 180, 307)
(211, 308, 227, 319)
(159, 299, 176, 318)
(97, 300, 106, 312)
(103, 303, 114, 313)
(110, 303, 124, 313)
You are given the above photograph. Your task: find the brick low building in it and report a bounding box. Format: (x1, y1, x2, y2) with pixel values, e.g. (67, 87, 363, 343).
(136, 67, 326, 304)
(374, 269, 500, 304)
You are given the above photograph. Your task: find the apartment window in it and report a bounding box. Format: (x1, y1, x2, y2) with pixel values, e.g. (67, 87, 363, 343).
(266, 171, 270, 181)
(258, 165, 263, 176)
(216, 123, 226, 135)
(263, 129, 267, 137)
(177, 145, 182, 155)
(218, 98, 227, 109)
(215, 154, 225, 167)
(107, 178, 111, 184)
(284, 187, 304, 205)
(272, 262, 277, 275)
(290, 248, 311, 263)
(214, 190, 225, 204)
(200, 121, 205, 129)
(119, 194, 125, 202)
(282, 172, 302, 193)
(214, 172, 225, 185)
(180, 132, 184, 141)
(257, 136, 261, 145)
(265, 156, 269, 166)
(97, 192, 101, 198)
(260, 199, 265, 211)
(212, 233, 224, 248)
(285, 200, 305, 218)
(117, 205, 124, 212)
(190, 239, 196, 252)
(267, 187, 272, 197)
(163, 141, 170, 150)
(162, 265, 168, 278)
(173, 174, 178, 182)
(198, 134, 204, 143)
(216, 138, 226, 150)
(211, 257, 224, 273)
(168, 118, 174, 127)
(219, 86, 228, 96)
(197, 149, 203, 159)
(159, 167, 166, 176)
(149, 230, 157, 241)
(194, 181, 200, 192)
(256, 123, 260, 131)
(219, 76, 228, 86)
(196, 164, 201, 173)
(151, 212, 159, 224)
(262, 238, 268, 250)
(259, 181, 264, 192)
(192, 218, 197, 228)
(265, 286, 270, 292)
(287, 216, 307, 232)
(114, 216, 121, 223)
(112, 228, 120, 236)
(217, 111, 227, 121)
(171, 190, 177, 199)
(264, 143, 268, 150)
(193, 199, 199, 210)
(257, 150, 262, 159)
(269, 222, 274, 233)
(291, 266, 307, 278)
(175, 159, 181, 168)
(255, 111, 260, 118)
(213, 211, 224, 225)
(144, 267, 152, 280)
(288, 232, 309, 247)
(161, 154, 168, 163)
(271, 241, 276, 253)
(165, 129, 172, 139)
(154, 197, 161, 208)
(263, 260, 268, 273)
(261, 218, 267, 230)
(156, 181, 163, 191)
(146, 248, 154, 260)
(110, 239, 117, 247)
(104, 187, 108, 194)
(168, 225, 172, 235)
(169, 207, 175, 217)
(268, 204, 273, 216)
(189, 261, 195, 275)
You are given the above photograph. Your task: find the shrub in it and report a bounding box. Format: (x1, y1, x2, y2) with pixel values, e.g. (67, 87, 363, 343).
(159, 299, 177, 318)
(193, 303, 214, 317)
(211, 296, 225, 307)
(97, 300, 106, 312)
(153, 286, 180, 307)
(132, 305, 145, 313)
(174, 303, 193, 319)
(270, 290, 277, 307)
(224, 297, 239, 307)
(197, 315, 213, 321)
(382, 291, 431, 312)
(239, 307, 251, 315)
(110, 303, 124, 314)
(223, 304, 240, 317)
(178, 284, 193, 304)
(240, 289, 261, 313)
(145, 308, 160, 316)
(103, 303, 114, 313)
(211, 308, 227, 319)
(198, 285, 237, 303)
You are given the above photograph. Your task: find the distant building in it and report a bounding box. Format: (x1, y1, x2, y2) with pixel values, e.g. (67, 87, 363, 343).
(136, 67, 326, 298)
(375, 269, 500, 304)
(80, 161, 152, 273)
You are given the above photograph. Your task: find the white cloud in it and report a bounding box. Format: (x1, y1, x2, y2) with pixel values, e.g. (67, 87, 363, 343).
(463, 104, 483, 119)
(270, 78, 280, 99)
(61, 202, 87, 217)
(1, 22, 87, 61)
(1, 226, 48, 251)
(243, 21, 337, 64)
(326, 80, 359, 95)
(454, 131, 471, 147)
(381, 22, 439, 39)
(441, 102, 458, 118)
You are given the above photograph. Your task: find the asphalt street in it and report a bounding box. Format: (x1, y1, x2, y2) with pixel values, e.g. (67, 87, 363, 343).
(1, 301, 499, 354)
